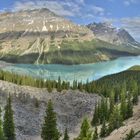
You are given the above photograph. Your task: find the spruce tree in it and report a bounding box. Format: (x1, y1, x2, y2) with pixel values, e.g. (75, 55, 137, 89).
(120, 87, 127, 120)
(126, 95, 133, 119)
(3, 96, 16, 140)
(63, 128, 69, 140)
(41, 100, 60, 140)
(100, 119, 107, 137)
(79, 118, 90, 138)
(57, 76, 62, 92)
(133, 91, 138, 105)
(47, 81, 52, 93)
(109, 89, 115, 114)
(91, 104, 98, 126)
(0, 107, 6, 140)
(108, 106, 123, 133)
(104, 98, 109, 121)
(75, 118, 92, 140)
(132, 81, 138, 105)
(73, 80, 78, 90)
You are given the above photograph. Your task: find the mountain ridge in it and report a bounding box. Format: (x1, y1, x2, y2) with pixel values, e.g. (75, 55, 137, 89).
(0, 9, 139, 64)
(87, 22, 140, 46)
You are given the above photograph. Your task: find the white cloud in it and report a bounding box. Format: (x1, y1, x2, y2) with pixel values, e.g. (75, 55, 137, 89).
(124, 0, 139, 6)
(91, 6, 105, 16)
(120, 17, 140, 41)
(13, 0, 77, 16)
(101, 16, 140, 42)
(11, 0, 106, 18)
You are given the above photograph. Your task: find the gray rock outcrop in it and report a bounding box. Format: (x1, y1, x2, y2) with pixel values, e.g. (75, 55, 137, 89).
(0, 80, 100, 140)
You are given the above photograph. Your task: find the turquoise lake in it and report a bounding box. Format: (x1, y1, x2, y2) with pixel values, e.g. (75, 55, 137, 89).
(2, 56, 140, 83)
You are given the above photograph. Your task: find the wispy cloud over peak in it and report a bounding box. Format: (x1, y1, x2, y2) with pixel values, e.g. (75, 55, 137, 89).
(11, 0, 106, 20)
(124, 0, 139, 6)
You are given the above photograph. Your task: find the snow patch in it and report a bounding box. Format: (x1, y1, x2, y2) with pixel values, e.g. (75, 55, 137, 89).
(128, 43, 140, 49)
(42, 26, 48, 31)
(28, 20, 34, 25)
(58, 45, 61, 49)
(50, 25, 53, 30)
(42, 21, 48, 31)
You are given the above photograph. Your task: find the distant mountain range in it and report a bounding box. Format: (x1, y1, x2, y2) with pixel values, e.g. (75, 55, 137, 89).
(0, 8, 139, 64)
(87, 22, 139, 46)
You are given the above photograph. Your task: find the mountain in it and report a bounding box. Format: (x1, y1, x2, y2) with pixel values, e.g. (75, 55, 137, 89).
(0, 9, 139, 64)
(0, 8, 95, 64)
(87, 22, 140, 47)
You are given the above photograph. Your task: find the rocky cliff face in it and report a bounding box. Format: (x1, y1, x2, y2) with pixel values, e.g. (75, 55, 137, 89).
(87, 22, 139, 45)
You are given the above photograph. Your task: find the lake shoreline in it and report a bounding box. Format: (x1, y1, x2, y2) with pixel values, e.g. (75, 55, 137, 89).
(0, 55, 140, 83)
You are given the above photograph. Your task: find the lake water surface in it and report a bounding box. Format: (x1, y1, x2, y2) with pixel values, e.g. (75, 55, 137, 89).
(2, 56, 140, 83)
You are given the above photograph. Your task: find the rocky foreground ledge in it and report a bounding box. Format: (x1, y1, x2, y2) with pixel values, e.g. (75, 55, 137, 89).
(0, 80, 100, 140)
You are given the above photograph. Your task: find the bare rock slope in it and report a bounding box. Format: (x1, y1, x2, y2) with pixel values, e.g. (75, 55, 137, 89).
(0, 9, 94, 64)
(87, 22, 140, 47)
(0, 80, 99, 140)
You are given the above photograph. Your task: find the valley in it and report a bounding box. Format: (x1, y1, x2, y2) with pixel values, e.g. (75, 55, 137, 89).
(0, 4, 139, 140)
(0, 55, 139, 83)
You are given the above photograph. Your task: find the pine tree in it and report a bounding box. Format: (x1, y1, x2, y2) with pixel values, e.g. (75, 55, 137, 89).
(108, 106, 123, 134)
(126, 95, 133, 119)
(133, 91, 138, 105)
(100, 119, 107, 137)
(92, 126, 98, 140)
(57, 76, 62, 92)
(41, 100, 60, 140)
(104, 98, 109, 121)
(63, 128, 69, 140)
(0, 107, 6, 140)
(75, 118, 92, 140)
(91, 104, 98, 126)
(47, 81, 52, 93)
(79, 118, 90, 138)
(132, 81, 138, 105)
(99, 98, 109, 123)
(73, 80, 78, 90)
(109, 89, 115, 114)
(3, 96, 16, 140)
(78, 82, 83, 92)
(120, 87, 127, 120)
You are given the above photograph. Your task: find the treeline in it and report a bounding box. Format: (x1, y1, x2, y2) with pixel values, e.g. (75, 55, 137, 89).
(89, 70, 140, 97)
(0, 70, 139, 97)
(91, 82, 138, 138)
(73, 81, 139, 140)
(0, 70, 70, 92)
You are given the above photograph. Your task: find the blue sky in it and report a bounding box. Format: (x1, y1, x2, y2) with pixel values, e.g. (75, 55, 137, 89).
(0, 0, 140, 41)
